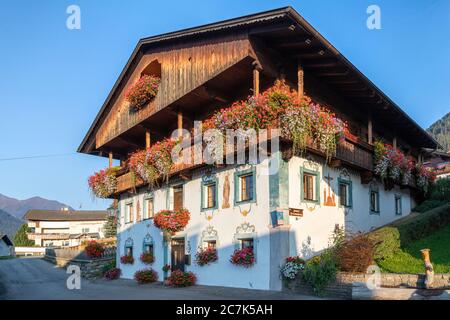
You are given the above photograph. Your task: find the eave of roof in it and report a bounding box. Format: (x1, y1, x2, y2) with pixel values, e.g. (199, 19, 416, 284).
(24, 210, 108, 221)
(77, 6, 438, 154)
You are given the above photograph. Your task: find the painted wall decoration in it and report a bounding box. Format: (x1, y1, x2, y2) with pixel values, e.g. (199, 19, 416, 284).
(222, 174, 230, 209)
(323, 173, 336, 207)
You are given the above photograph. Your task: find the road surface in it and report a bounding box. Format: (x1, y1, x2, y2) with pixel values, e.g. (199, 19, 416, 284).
(0, 257, 320, 300)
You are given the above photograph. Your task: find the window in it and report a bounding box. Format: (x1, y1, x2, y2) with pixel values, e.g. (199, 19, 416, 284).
(234, 168, 256, 204)
(125, 202, 134, 223)
(338, 178, 352, 208)
(370, 188, 380, 214)
(144, 197, 154, 219)
(395, 195, 402, 215)
(240, 238, 254, 250)
(301, 168, 320, 203)
(173, 185, 183, 211)
(205, 240, 217, 250)
(201, 176, 218, 210)
(143, 243, 154, 255)
(125, 246, 133, 257)
(82, 228, 90, 233)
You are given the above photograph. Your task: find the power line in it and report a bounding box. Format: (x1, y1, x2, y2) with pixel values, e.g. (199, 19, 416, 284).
(0, 153, 77, 162)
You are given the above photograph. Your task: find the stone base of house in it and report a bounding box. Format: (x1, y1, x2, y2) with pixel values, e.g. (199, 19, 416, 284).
(44, 248, 115, 279)
(284, 272, 450, 299)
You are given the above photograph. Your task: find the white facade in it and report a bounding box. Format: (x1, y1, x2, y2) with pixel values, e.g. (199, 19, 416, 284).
(116, 153, 413, 291)
(27, 220, 106, 247)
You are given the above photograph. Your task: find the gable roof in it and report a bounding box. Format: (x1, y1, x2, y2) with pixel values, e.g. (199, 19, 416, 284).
(24, 210, 108, 222)
(78, 6, 438, 154)
(0, 234, 13, 247)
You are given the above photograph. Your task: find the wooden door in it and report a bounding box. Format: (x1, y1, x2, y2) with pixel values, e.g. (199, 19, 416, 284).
(171, 238, 185, 271)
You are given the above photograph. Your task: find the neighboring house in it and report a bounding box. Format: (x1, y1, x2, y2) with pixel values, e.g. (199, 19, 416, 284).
(77, 7, 438, 290)
(0, 233, 14, 257)
(23, 209, 108, 247)
(424, 150, 450, 179)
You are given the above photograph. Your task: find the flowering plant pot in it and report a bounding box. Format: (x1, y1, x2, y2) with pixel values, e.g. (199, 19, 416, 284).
(195, 248, 218, 266)
(162, 264, 171, 272)
(230, 248, 255, 267)
(125, 75, 160, 111)
(280, 256, 305, 280)
(167, 270, 196, 287)
(104, 268, 121, 280)
(140, 252, 155, 265)
(134, 268, 158, 284)
(120, 255, 134, 265)
(84, 241, 105, 258)
(154, 208, 190, 234)
(415, 163, 436, 193)
(88, 166, 120, 198)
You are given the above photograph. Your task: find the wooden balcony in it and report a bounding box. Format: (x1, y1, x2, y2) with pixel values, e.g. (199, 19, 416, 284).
(112, 133, 374, 196)
(27, 233, 71, 240)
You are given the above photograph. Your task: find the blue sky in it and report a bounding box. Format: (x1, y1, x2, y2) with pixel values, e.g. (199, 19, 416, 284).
(0, 0, 449, 210)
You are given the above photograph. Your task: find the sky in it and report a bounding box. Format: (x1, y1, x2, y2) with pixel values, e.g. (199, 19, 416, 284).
(0, 0, 449, 210)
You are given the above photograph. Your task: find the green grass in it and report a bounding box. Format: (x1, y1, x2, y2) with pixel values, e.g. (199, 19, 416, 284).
(378, 223, 450, 274)
(0, 256, 16, 260)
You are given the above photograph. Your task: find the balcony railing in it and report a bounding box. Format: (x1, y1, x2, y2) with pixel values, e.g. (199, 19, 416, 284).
(112, 133, 374, 195)
(27, 233, 71, 240)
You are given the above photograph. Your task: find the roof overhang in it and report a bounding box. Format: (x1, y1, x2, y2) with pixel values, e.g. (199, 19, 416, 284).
(78, 6, 438, 154)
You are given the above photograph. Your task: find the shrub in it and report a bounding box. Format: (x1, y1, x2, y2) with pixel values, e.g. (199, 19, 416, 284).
(167, 270, 196, 287)
(140, 252, 155, 264)
(369, 227, 401, 261)
(85, 241, 105, 258)
(104, 268, 121, 280)
(336, 234, 375, 272)
(396, 204, 450, 245)
(134, 268, 158, 284)
(101, 260, 116, 274)
(120, 255, 134, 264)
(195, 248, 218, 266)
(413, 199, 445, 213)
(230, 248, 255, 267)
(301, 250, 338, 296)
(429, 178, 450, 201)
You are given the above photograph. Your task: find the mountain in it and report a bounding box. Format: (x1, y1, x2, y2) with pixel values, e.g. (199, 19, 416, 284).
(0, 208, 24, 240)
(0, 193, 73, 220)
(428, 112, 450, 152)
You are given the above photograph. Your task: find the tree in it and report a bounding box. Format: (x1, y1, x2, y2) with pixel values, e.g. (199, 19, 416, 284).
(103, 214, 117, 238)
(14, 224, 35, 247)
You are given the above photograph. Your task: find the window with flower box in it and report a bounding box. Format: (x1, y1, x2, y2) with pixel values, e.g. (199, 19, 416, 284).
(234, 168, 256, 205)
(300, 167, 320, 203)
(143, 234, 154, 256)
(124, 238, 134, 257)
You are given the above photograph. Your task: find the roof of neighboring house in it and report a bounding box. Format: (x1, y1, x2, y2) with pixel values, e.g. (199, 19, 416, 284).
(0, 234, 13, 247)
(78, 6, 438, 155)
(24, 210, 108, 222)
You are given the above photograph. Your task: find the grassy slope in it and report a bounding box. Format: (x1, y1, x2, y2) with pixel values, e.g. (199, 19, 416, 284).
(378, 223, 450, 274)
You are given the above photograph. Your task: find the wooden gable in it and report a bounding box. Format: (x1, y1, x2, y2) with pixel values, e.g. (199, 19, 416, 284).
(95, 33, 252, 149)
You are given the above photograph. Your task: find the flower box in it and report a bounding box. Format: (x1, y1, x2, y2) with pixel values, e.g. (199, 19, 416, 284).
(120, 255, 134, 265)
(140, 252, 155, 265)
(195, 248, 218, 266)
(230, 248, 255, 267)
(125, 75, 160, 111)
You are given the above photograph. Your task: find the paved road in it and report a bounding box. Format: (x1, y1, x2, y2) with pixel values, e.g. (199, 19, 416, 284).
(0, 257, 321, 300)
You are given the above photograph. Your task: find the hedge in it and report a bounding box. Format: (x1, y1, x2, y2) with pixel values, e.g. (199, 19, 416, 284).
(370, 203, 450, 262)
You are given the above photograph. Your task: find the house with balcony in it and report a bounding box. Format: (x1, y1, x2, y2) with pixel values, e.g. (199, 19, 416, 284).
(78, 7, 438, 290)
(24, 209, 108, 247)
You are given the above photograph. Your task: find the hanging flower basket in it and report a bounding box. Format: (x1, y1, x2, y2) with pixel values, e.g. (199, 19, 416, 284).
(125, 75, 160, 111)
(230, 248, 255, 267)
(140, 252, 155, 264)
(88, 166, 120, 198)
(120, 255, 134, 265)
(153, 208, 190, 235)
(195, 248, 218, 266)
